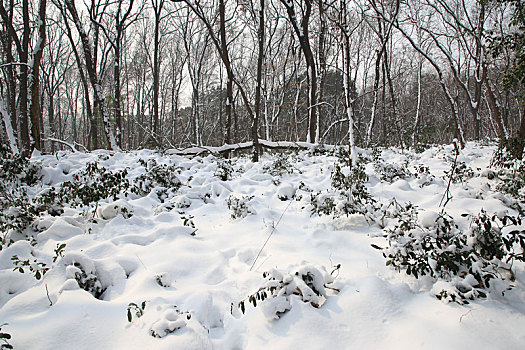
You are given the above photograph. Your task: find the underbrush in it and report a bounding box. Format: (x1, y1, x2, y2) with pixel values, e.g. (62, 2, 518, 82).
(376, 205, 524, 304)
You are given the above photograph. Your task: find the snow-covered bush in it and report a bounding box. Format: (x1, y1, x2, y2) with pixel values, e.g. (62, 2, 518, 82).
(0, 323, 12, 349)
(37, 162, 130, 209)
(150, 307, 191, 338)
(97, 200, 133, 220)
(0, 145, 41, 245)
(413, 164, 436, 187)
(382, 211, 464, 280)
(379, 208, 525, 304)
(0, 144, 41, 186)
(444, 161, 476, 184)
(310, 163, 376, 220)
(127, 301, 147, 322)
(63, 257, 105, 299)
(132, 159, 182, 198)
(235, 265, 336, 320)
(263, 153, 297, 177)
(227, 195, 255, 219)
(69, 262, 105, 299)
(374, 161, 410, 183)
(214, 159, 235, 181)
(491, 145, 525, 199)
(11, 255, 50, 280)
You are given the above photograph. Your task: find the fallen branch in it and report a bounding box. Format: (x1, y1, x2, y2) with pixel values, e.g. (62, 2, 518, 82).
(43, 137, 79, 152)
(166, 140, 329, 157)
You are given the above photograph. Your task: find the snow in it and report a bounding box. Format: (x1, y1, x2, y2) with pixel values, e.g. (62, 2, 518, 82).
(1, 142, 525, 349)
(0, 96, 18, 154)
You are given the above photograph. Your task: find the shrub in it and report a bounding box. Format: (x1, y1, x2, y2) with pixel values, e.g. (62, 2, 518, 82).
(11, 255, 50, 280)
(446, 161, 476, 183)
(227, 195, 255, 219)
(214, 159, 235, 181)
(0, 145, 42, 245)
(0, 323, 13, 349)
(263, 153, 298, 177)
(491, 146, 525, 198)
(310, 163, 377, 221)
(150, 307, 191, 338)
(374, 161, 410, 183)
(132, 159, 182, 197)
(234, 264, 336, 320)
(67, 262, 105, 299)
(378, 208, 525, 304)
(37, 162, 130, 210)
(127, 301, 147, 322)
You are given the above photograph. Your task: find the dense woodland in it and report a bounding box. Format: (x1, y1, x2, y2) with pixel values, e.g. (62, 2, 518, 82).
(0, 0, 524, 158)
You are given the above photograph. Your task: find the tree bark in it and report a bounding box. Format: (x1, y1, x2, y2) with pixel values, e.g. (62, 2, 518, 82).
(65, 0, 119, 151)
(29, 0, 47, 151)
(253, 0, 264, 162)
(280, 0, 318, 143)
(152, 0, 164, 139)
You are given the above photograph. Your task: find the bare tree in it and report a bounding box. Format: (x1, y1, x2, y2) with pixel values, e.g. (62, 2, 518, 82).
(280, 0, 318, 143)
(174, 0, 259, 159)
(64, 0, 119, 151)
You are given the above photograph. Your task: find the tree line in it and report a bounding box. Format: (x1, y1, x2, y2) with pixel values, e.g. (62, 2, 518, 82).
(1, 0, 524, 160)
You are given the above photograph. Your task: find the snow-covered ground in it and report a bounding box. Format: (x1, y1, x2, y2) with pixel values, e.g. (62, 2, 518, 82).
(1, 142, 524, 349)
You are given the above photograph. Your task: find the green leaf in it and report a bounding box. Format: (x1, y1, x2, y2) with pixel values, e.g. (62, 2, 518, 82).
(127, 309, 132, 322)
(0, 333, 11, 339)
(239, 301, 245, 314)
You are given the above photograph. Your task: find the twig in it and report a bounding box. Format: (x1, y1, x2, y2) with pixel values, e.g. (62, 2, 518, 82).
(136, 254, 148, 270)
(440, 142, 459, 208)
(250, 199, 294, 271)
(459, 309, 473, 323)
(254, 254, 272, 272)
(45, 284, 53, 306)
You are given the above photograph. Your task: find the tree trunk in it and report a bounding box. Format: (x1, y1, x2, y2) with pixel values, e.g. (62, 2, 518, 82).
(367, 49, 382, 146)
(341, 0, 356, 165)
(253, 0, 264, 162)
(413, 58, 422, 148)
(0, 94, 18, 153)
(65, 0, 119, 151)
(152, 0, 164, 139)
(29, 0, 47, 151)
(18, 0, 30, 152)
(280, 0, 318, 143)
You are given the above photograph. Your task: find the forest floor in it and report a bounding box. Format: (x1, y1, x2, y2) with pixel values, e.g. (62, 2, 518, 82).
(0, 142, 524, 349)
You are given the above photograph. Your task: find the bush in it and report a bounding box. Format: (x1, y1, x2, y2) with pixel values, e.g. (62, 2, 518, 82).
(227, 195, 255, 219)
(214, 159, 235, 181)
(374, 161, 410, 183)
(234, 264, 336, 320)
(491, 140, 525, 199)
(263, 153, 298, 177)
(132, 159, 182, 197)
(0, 146, 42, 245)
(378, 207, 525, 304)
(69, 262, 105, 299)
(37, 162, 130, 210)
(446, 161, 476, 183)
(0, 323, 13, 349)
(310, 163, 377, 221)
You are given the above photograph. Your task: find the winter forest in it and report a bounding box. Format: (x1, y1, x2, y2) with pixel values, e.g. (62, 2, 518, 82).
(1, 0, 525, 349)
(0, 0, 523, 154)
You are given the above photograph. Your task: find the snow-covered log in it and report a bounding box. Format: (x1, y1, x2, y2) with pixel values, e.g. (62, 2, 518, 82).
(165, 140, 327, 157)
